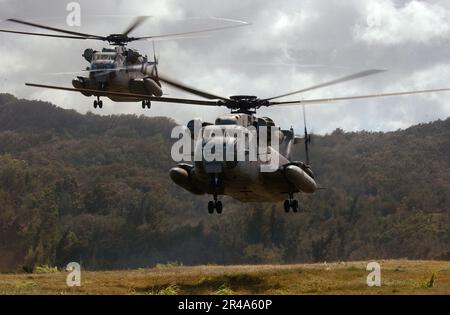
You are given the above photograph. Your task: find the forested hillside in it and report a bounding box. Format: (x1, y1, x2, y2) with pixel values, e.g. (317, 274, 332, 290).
(0, 93, 449, 272)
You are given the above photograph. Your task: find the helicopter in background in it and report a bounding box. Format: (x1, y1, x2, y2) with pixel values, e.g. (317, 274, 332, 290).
(24, 69, 450, 213)
(0, 17, 247, 109)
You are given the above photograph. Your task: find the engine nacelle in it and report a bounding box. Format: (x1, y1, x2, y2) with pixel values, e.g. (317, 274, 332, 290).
(126, 49, 140, 64)
(82, 49, 95, 63)
(187, 119, 214, 140)
(284, 165, 317, 193)
(141, 63, 156, 76)
(169, 165, 205, 195)
(144, 78, 163, 97)
(72, 77, 92, 96)
(257, 117, 282, 144)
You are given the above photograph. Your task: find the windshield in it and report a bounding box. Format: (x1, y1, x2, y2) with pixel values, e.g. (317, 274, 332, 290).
(215, 117, 238, 125)
(93, 54, 116, 61)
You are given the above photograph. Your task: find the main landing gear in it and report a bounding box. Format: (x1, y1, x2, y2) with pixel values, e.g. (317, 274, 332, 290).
(142, 100, 151, 109)
(284, 193, 300, 213)
(208, 194, 223, 215)
(208, 173, 223, 214)
(93, 97, 103, 109)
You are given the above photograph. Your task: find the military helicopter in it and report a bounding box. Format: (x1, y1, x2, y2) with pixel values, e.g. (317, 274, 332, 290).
(24, 69, 450, 214)
(0, 17, 247, 109)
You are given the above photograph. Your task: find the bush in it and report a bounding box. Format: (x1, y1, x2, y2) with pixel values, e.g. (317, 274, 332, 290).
(155, 262, 183, 269)
(34, 265, 58, 274)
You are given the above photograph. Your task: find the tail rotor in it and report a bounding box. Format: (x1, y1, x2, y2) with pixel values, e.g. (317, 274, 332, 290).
(302, 105, 312, 165)
(151, 40, 160, 81)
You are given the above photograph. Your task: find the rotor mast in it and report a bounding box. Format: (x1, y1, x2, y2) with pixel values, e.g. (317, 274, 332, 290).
(220, 95, 270, 114)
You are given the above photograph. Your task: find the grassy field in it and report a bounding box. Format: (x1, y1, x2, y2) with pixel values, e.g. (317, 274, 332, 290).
(0, 260, 449, 295)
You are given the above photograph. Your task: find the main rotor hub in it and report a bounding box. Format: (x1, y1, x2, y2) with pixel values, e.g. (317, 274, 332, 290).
(224, 95, 269, 114)
(229, 95, 258, 101)
(105, 34, 132, 45)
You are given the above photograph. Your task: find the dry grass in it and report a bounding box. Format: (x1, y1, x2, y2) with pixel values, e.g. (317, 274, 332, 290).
(0, 260, 449, 295)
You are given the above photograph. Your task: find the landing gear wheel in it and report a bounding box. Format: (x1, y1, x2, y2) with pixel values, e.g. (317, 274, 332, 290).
(216, 201, 223, 214)
(207, 198, 223, 215)
(142, 100, 151, 109)
(284, 194, 300, 213)
(208, 201, 215, 214)
(292, 200, 299, 213)
(284, 200, 291, 213)
(94, 97, 102, 109)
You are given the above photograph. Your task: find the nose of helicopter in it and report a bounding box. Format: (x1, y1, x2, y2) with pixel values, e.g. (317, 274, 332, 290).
(200, 136, 239, 173)
(91, 61, 115, 71)
(90, 61, 116, 82)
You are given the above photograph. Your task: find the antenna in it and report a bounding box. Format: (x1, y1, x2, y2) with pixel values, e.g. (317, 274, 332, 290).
(303, 105, 311, 165)
(152, 40, 159, 80)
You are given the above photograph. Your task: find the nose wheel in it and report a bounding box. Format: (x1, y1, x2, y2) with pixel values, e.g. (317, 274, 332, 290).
(207, 174, 223, 214)
(142, 100, 151, 109)
(93, 97, 103, 109)
(208, 194, 223, 214)
(284, 194, 299, 213)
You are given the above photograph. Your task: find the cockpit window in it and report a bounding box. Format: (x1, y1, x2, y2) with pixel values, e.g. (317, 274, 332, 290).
(215, 118, 238, 125)
(93, 54, 116, 61)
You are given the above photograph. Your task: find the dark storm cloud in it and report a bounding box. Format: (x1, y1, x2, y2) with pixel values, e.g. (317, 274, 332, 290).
(1, 0, 450, 133)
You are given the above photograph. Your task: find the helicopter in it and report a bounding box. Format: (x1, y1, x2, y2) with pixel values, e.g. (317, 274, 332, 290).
(0, 16, 247, 109)
(23, 69, 450, 214)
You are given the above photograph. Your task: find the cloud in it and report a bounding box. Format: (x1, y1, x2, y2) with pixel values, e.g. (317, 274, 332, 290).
(354, 0, 450, 45)
(0, 0, 449, 134)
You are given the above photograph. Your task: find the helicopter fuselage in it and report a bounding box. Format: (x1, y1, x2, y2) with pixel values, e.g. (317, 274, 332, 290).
(72, 46, 162, 102)
(169, 113, 317, 203)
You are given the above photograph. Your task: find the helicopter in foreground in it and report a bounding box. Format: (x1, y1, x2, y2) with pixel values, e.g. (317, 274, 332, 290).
(24, 69, 450, 213)
(0, 17, 246, 109)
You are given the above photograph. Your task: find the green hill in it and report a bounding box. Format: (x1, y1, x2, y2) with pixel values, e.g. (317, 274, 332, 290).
(0, 94, 449, 272)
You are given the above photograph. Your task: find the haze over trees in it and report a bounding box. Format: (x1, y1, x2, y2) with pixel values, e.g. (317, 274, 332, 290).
(0, 93, 449, 272)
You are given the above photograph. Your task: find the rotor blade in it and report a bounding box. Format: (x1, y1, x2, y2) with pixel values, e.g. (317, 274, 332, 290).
(25, 83, 221, 106)
(152, 41, 158, 64)
(122, 16, 149, 36)
(158, 74, 229, 100)
(132, 21, 250, 41)
(0, 29, 91, 40)
(265, 69, 386, 101)
(302, 105, 308, 131)
(182, 61, 348, 69)
(7, 18, 104, 39)
(302, 105, 310, 165)
(44, 63, 157, 75)
(269, 87, 450, 106)
(152, 41, 159, 78)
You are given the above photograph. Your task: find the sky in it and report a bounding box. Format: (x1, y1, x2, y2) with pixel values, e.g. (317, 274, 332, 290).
(1, 0, 450, 134)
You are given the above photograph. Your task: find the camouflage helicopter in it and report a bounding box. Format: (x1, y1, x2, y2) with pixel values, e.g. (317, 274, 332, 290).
(0, 17, 246, 109)
(24, 68, 450, 214)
